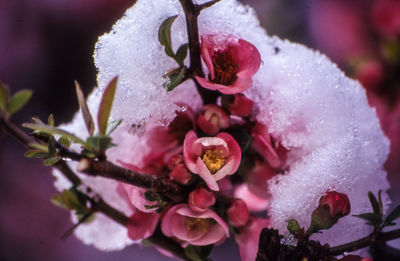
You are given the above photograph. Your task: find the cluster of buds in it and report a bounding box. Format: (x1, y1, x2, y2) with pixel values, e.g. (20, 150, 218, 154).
(117, 34, 291, 260)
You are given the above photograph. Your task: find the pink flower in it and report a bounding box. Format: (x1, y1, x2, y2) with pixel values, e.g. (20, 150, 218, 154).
(227, 199, 249, 227)
(319, 191, 351, 218)
(196, 104, 230, 135)
(246, 160, 275, 198)
(234, 184, 269, 212)
(195, 35, 261, 94)
(356, 60, 383, 91)
(222, 94, 254, 117)
(161, 204, 229, 246)
(169, 163, 192, 185)
(120, 183, 158, 213)
(372, 0, 400, 37)
(251, 123, 286, 169)
(188, 187, 216, 213)
(183, 130, 242, 191)
(236, 217, 270, 261)
(127, 209, 160, 241)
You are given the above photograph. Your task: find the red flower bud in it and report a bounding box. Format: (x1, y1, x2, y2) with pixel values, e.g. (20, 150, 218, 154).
(223, 94, 254, 117)
(227, 199, 250, 227)
(319, 191, 351, 218)
(197, 104, 230, 135)
(188, 187, 216, 213)
(169, 163, 192, 185)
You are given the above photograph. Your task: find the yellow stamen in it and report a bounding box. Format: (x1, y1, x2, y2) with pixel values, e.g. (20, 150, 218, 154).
(185, 217, 210, 232)
(211, 51, 238, 85)
(202, 149, 226, 174)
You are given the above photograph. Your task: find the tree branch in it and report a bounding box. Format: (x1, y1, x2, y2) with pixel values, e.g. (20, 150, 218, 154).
(328, 228, 400, 256)
(179, 0, 219, 104)
(196, 0, 222, 12)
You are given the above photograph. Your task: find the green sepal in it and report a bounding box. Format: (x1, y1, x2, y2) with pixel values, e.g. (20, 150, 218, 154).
(307, 205, 338, 234)
(8, 89, 33, 115)
(98, 76, 118, 136)
(158, 15, 178, 58)
(287, 219, 301, 235)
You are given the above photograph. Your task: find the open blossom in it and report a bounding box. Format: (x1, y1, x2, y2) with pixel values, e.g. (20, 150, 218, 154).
(183, 130, 241, 191)
(161, 204, 229, 246)
(127, 210, 159, 241)
(236, 217, 270, 261)
(195, 35, 261, 94)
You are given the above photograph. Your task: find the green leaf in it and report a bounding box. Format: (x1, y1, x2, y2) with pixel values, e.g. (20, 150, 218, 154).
(175, 43, 188, 66)
(98, 76, 118, 136)
(106, 119, 122, 136)
(24, 150, 49, 158)
(165, 66, 186, 91)
(86, 136, 113, 153)
(61, 189, 86, 211)
(368, 191, 381, 216)
(8, 89, 32, 115)
(75, 81, 95, 136)
(58, 136, 71, 148)
(158, 15, 178, 58)
(353, 213, 381, 226)
(22, 123, 86, 145)
(184, 245, 213, 261)
(51, 194, 69, 209)
(43, 156, 60, 166)
(0, 81, 9, 111)
(48, 137, 56, 156)
(28, 143, 49, 151)
(287, 219, 301, 235)
(48, 114, 54, 126)
(384, 205, 400, 227)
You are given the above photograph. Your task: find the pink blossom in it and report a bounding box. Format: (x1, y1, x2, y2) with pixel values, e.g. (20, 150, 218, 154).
(234, 184, 269, 212)
(120, 183, 158, 213)
(188, 187, 216, 213)
(127, 209, 160, 241)
(227, 199, 249, 227)
(195, 35, 261, 94)
(169, 163, 192, 185)
(196, 104, 230, 135)
(183, 130, 242, 191)
(236, 217, 270, 261)
(223, 94, 254, 117)
(246, 160, 275, 198)
(161, 204, 229, 246)
(356, 60, 383, 91)
(372, 0, 400, 37)
(251, 123, 286, 169)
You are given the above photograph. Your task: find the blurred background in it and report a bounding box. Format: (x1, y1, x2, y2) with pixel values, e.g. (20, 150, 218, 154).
(0, 0, 398, 260)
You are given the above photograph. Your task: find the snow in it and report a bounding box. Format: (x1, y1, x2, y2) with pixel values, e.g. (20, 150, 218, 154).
(52, 0, 390, 251)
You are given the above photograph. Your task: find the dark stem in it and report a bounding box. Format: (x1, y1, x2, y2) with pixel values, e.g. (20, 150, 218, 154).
(329, 228, 400, 256)
(196, 0, 222, 12)
(179, 0, 219, 104)
(77, 159, 184, 200)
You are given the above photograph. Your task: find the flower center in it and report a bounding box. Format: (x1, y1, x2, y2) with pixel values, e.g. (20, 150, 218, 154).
(211, 51, 238, 86)
(202, 149, 226, 174)
(185, 217, 211, 233)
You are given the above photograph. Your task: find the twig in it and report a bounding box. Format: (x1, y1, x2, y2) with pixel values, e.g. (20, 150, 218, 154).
(179, 0, 219, 104)
(196, 0, 222, 12)
(77, 159, 184, 199)
(328, 228, 400, 256)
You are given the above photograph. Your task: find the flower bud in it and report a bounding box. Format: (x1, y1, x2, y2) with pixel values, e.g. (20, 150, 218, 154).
(356, 60, 383, 91)
(188, 187, 216, 213)
(227, 199, 250, 227)
(196, 104, 230, 135)
(222, 94, 253, 117)
(308, 191, 350, 234)
(169, 163, 192, 185)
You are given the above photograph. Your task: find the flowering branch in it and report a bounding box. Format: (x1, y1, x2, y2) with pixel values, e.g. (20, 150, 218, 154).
(77, 159, 184, 200)
(0, 115, 191, 260)
(179, 0, 219, 104)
